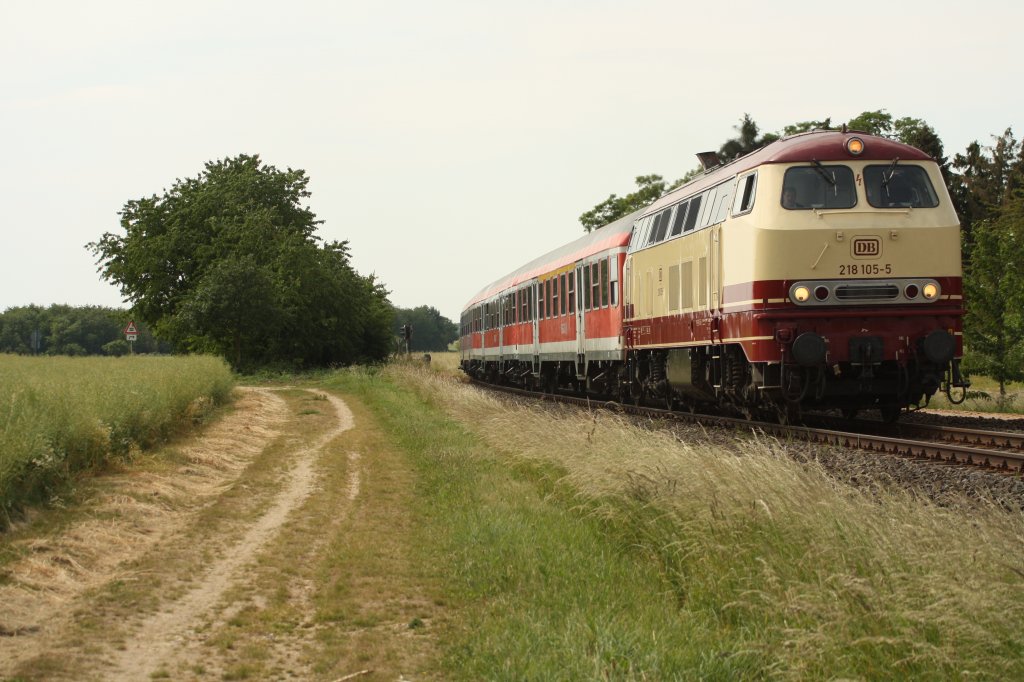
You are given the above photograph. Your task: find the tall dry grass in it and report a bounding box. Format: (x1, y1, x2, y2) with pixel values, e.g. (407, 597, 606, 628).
(0, 354, 234, 523)
(390, 363, 1024, 677)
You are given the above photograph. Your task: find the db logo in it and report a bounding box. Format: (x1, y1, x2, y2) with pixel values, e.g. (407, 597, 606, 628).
(851, 236, 881, 259)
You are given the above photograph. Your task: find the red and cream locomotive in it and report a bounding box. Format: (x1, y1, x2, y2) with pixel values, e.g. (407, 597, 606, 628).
(460, 130, 968, 421)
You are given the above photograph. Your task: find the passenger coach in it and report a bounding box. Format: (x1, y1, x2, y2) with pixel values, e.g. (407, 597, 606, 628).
(460, 210, 637, 394)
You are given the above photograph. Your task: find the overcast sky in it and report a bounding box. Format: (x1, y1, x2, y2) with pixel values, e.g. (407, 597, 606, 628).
(2, 0, 1021, 323)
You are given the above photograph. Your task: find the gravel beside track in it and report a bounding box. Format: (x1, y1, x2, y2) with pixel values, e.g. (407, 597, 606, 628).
(665, 417, 1024, 513)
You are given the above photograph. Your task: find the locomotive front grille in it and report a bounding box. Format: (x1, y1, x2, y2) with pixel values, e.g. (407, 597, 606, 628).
(834, 284, 900, 301)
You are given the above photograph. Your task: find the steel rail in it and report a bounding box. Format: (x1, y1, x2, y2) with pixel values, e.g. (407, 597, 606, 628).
(469, 379, 1024, 474)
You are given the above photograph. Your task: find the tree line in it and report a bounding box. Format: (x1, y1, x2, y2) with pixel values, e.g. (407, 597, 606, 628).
(0, 304, 168, 356)
(579, 111, 1024, 397)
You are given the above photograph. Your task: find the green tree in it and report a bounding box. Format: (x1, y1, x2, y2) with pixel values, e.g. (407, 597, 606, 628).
(952, 128, 1024, 243)
(845, 110, 894, 136)
(393, 305, 458, 352)
(718, 113, 780, 161)
(963, 193, 1024, 399)
(782, 118, 833, 136)
(579, 175, 667, 233)
(88, 154, 393, 369)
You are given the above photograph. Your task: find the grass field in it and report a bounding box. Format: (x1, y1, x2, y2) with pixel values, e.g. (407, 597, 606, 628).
(926, 372, 1024, 413)
(0, 354, 234, 525)
(324, 358, 1024, 679)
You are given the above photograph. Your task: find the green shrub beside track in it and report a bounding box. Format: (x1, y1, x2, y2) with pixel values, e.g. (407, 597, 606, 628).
(0, 354, 234, 524)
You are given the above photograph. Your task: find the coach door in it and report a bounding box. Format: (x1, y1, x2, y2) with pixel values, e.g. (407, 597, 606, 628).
(533, 281, 541, 374)
(575, 263, 586, 370)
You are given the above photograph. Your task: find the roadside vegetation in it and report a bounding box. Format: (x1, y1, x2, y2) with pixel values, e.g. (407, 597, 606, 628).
(0, 354, 234, 526)
(325, 358, 1024, 679)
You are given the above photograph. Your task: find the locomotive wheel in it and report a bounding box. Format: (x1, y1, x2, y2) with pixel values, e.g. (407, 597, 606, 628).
(879, 404, 902, 423)
(776, 402, 801, 425)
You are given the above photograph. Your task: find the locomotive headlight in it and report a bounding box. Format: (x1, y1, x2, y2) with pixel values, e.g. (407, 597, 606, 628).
(846, 137, 865, 155)
(922, 283, 940, 300)
(793, 286, 811, 303)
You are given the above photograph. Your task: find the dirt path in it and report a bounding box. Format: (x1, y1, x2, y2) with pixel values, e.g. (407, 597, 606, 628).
(0, 387, 408, 681)
(104, 392, 356, 680)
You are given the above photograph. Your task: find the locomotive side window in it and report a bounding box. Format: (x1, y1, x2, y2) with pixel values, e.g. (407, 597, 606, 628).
(646, 213, 662, 246)
(732, 172, 757, 216)
(652, 207, 673, 243)
(698, 186, 719, 228)
(782, 165, 856, 209)
(713, 182, 735, 224)
(864, 165, 939, 208)
(684, 196, 702, 231)
(636, 215, 653, 249)
(670, 200, 690, 237)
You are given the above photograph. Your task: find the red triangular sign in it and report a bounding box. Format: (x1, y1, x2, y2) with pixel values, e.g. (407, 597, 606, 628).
(124, 321, 138, 334)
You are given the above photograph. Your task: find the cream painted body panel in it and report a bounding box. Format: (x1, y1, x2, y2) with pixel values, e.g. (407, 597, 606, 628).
(625, 161, 961, 317)
(725, 162, 961, 286)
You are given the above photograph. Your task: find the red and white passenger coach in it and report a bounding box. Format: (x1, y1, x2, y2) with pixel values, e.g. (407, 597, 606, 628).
(460, 130, 969, 421)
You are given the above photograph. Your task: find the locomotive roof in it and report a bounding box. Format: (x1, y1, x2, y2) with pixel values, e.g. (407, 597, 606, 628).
(462, 131, 936, 311)
(463, 207, 640, 309)
(641, 130, 934, 218)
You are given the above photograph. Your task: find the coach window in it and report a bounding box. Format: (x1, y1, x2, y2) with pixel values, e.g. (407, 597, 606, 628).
(591, 263, 600, 308)
(600, 259, 609, 307)
(546, 279, 553, 319)
(560, 274, 567, 315)
(782, 165, 856, 209)
(609, 255, 619, 306)
(583, 264, 591, 310)
(537, 283, 544, 320)
(568, 272, 576, 314)
(732, 172, 757, 216)
(552, 276, 560, 317)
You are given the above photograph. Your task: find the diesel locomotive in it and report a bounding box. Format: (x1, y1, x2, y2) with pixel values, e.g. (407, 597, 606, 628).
(460, 130, 968, 422)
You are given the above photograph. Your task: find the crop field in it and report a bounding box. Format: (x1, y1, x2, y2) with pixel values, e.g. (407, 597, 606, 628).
(0, 354, 234, 524)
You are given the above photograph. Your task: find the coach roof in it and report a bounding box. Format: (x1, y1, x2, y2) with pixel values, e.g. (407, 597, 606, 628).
(463, 208, 640, 309)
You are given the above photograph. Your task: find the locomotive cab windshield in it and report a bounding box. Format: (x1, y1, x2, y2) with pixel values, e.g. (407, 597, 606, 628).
(864, 164, 939, 208)
(781, 165, 856, 209)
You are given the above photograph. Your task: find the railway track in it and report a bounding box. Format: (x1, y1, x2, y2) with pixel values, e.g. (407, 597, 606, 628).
(471, 380, 1024, 474)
